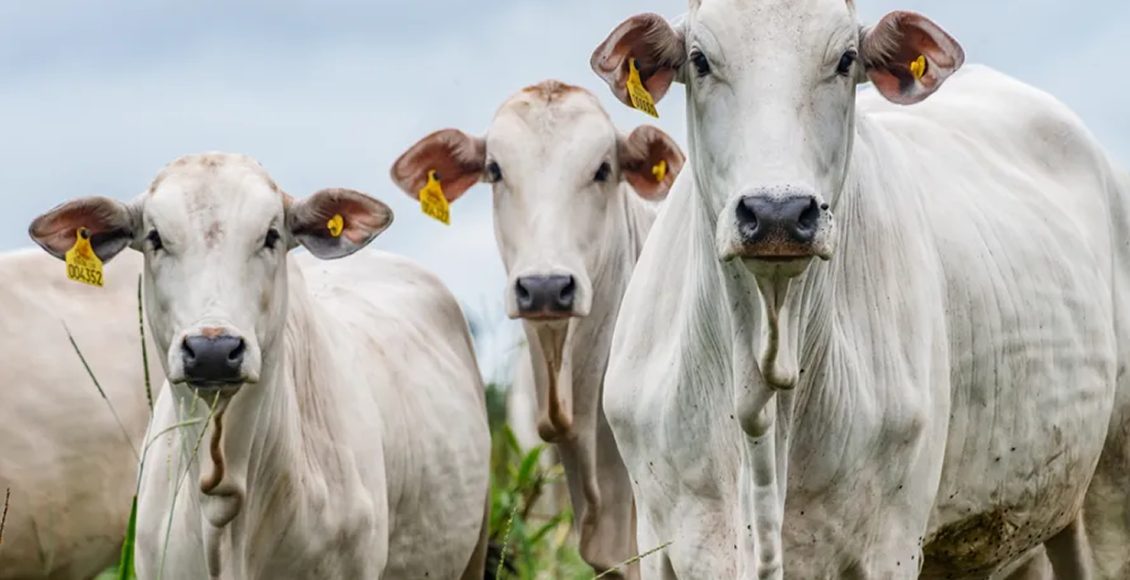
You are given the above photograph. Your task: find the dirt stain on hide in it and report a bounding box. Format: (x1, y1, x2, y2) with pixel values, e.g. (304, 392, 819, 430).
(921, 508, 1027, 578)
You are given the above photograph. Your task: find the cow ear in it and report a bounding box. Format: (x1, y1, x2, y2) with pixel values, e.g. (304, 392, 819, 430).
(618, 125, 685, 201)
(861, 11, 964, 105)
(390, 129, 486, 204)
(287, 188, 392, 260)
(591, 13, 686, 110)
(29, 196, 137, 262)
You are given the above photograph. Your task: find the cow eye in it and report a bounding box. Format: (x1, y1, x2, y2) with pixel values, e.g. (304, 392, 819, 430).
(264, 228, 280, 250)
(690, 50, 711, 77)
(146, 229, 163, 251)
(486, 161, 503, 183)
(594, 162, 612, 183)
(836, 50, 858, 76)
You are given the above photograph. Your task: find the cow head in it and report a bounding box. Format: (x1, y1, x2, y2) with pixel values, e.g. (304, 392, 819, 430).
(591, 1, 963, 278)
(29, 153, 392, 396)
(391, 81, 683, 321)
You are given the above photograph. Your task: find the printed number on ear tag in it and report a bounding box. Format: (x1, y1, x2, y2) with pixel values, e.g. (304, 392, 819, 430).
(65, 227, 104, 287)
(910, 55, 927, 81)
(326, 214, 344, 238)
(419, 170, 450, 225)
(651, 159, 668, 183)
(626, 58, 659, 118)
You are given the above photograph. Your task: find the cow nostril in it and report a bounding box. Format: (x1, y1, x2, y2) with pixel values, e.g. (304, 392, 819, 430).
(736, 197, 759, 228)
(798, 198, 820, 232)
(181, 339, 196, 361)
(227, 339, 246, 363)
(515, 280, 531, 303)
(559, 277, 576, 305)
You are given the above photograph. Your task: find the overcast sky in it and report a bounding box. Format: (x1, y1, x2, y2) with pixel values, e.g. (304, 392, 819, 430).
(2, 0, 1126, 379)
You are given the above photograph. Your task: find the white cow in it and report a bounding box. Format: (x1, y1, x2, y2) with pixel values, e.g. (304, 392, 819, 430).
(591, 3, 1130, 578)
(390, 80, 685, 577)
(27, 153, 491, 579)
(0, 251, 161, 580)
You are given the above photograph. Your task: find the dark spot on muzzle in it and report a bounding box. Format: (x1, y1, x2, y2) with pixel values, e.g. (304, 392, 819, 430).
(515, 275, 576, 319)
(182, 335, 245, 385)
(735, 188, 824, 259)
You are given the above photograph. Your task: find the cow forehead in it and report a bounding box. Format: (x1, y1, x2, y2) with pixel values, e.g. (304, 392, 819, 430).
(695, 0, 855, 41)
(491, 82, 614, 149)
(144, 153, 284, 232)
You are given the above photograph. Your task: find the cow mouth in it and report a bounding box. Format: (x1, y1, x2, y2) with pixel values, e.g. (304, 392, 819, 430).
(187, 380, 244, 395)
(518, 311, 577, 322)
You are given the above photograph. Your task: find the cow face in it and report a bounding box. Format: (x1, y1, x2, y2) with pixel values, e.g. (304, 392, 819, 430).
(591, 1, 963, 276)
(29, 153, 391, 395)
(391, 81, 683, 321)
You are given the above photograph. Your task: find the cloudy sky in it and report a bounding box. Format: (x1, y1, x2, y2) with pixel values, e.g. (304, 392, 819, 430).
(2, 0, 1126, 378)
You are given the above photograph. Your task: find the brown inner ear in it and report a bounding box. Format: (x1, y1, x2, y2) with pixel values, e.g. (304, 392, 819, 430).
(392, 130, 485, 203)
(292, 196, 386, 245)
(29, 200, 132, 259)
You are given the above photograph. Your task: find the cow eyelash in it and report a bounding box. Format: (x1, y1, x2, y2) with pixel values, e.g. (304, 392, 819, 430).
(264, 228, 281, 250)
(146, 229, 163, 251)
(594, 162, 612, 183)
(486, 161, 503, 183)
(836, 50, 858, 76)
(690, 49, 711, 77)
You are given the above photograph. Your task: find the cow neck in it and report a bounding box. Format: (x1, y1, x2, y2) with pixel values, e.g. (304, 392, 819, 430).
(191, 264, 360, 574)
(526, 184, 650, 442)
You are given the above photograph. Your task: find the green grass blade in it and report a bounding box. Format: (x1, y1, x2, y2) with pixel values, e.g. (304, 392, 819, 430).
(0, 487, 10, 547)
(116, 495, 138, 580)
(137, 275, 153, 413)
(62, 321, 139, 462)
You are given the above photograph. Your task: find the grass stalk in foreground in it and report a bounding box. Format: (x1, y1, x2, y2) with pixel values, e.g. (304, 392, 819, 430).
(62, 321, 139, 462)
(0, 487, 10, 546)
(592, 541, 673, 579)
(137, 275, 153, 412)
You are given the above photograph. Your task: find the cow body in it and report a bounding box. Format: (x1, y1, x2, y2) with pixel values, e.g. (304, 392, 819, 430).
(0, 250, 159, 580)
(134, 250, 490, 580)
(604, 65, 1130, 577)
(391, 81, 684, 577)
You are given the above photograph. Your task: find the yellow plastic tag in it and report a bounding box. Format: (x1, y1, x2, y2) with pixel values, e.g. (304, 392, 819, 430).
(910, 55, 927, 80)
(626, 58, 659, 118)
(419, 170, 450, 225)
(651, 159, 668, 183)
(326, 214, 344, 238)
(65, 228, 104, 287)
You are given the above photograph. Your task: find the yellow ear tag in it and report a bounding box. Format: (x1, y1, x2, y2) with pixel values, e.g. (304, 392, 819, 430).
(910, 55, 927, 81)
(651, 159, 668, 183)
(419, 169, 450, 225)
(326, 214, 344, 238)
(626, 58, 659, 118)
(65, 227, 104, 287)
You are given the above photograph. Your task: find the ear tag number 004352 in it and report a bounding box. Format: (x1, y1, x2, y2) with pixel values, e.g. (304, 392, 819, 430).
(65, 227, 104, 287)
(626, 58, 659, 118)
(419, 169, 450, 225)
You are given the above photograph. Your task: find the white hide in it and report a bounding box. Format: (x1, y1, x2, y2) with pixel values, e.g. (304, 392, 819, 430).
(0, 250, 161, 580)
(604, 55, 1130, 580)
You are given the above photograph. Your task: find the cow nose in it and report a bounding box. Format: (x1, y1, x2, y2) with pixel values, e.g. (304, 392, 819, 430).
(515, 275, 576, 317)
(181, 335, 245, 384)
(736, 194, 822, 245)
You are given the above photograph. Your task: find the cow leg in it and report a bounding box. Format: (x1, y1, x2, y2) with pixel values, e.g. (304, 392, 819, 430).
(459, 490, 490, 580)
(1043, 513, 1093, 580)
(1079, 376, 1130, 579)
